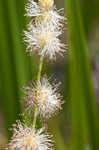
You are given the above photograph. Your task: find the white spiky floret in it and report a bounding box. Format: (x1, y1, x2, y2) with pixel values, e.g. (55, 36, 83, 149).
(24, 23, 65, 60)
(6, 121, 53, 150)
(24, 76, 63, 119)
(25, 0, 66, 29)
(38, 0, 54, 10)
(25, 0, 41, 17)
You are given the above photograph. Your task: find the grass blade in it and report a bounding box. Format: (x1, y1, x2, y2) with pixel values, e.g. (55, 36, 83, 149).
(67, 0, 99, 149)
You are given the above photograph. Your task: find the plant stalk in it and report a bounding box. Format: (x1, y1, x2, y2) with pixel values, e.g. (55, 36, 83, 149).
(32, 56, 44, 128)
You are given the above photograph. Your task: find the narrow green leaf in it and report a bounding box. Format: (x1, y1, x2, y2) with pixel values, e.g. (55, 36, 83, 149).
(67, 0, 99, 149)
(0, 0, 37, 138)
(0, 1, 20, 138)
(3, 0, 30, 86)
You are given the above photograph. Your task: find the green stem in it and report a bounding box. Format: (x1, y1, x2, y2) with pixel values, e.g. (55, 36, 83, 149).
(37, 56, 44, 83)
(32, 56, 44, 128)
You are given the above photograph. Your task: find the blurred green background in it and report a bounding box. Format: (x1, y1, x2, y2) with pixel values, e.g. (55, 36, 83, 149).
(0, 0, 99, 150)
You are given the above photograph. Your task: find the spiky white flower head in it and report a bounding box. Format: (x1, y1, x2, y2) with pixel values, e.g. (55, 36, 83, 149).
(7, 121, 53, 150)
(24, 23, 65, 60)
(38, 0, 54, 10)
(25, 0, 66, 29)
(24, 76, 63, 119)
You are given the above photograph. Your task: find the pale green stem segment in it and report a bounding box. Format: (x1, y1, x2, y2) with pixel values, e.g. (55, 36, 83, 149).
(32, 56, 44, 128)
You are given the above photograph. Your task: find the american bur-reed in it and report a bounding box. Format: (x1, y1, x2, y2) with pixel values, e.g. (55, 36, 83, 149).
(6, 0, 67, 149)
(24, 76, 63, 119)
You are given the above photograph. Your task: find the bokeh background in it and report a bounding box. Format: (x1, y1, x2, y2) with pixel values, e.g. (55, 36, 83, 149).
(0, 0, 99, 150)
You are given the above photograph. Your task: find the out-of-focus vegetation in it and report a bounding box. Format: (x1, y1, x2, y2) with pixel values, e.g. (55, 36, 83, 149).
(67, 1, 99, 150)
(0, 0, 99, 149)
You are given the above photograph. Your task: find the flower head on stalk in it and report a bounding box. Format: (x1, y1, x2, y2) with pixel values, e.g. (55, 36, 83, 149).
(25, 0, 66, 29)
(6, 120, 53, 150)
(24, 76, 63, 119)
(24, 23, 65, 60)
(38, 0, 54, 10)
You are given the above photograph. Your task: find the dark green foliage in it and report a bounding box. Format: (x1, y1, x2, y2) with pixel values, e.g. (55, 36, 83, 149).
(67, 0, 99, 149)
